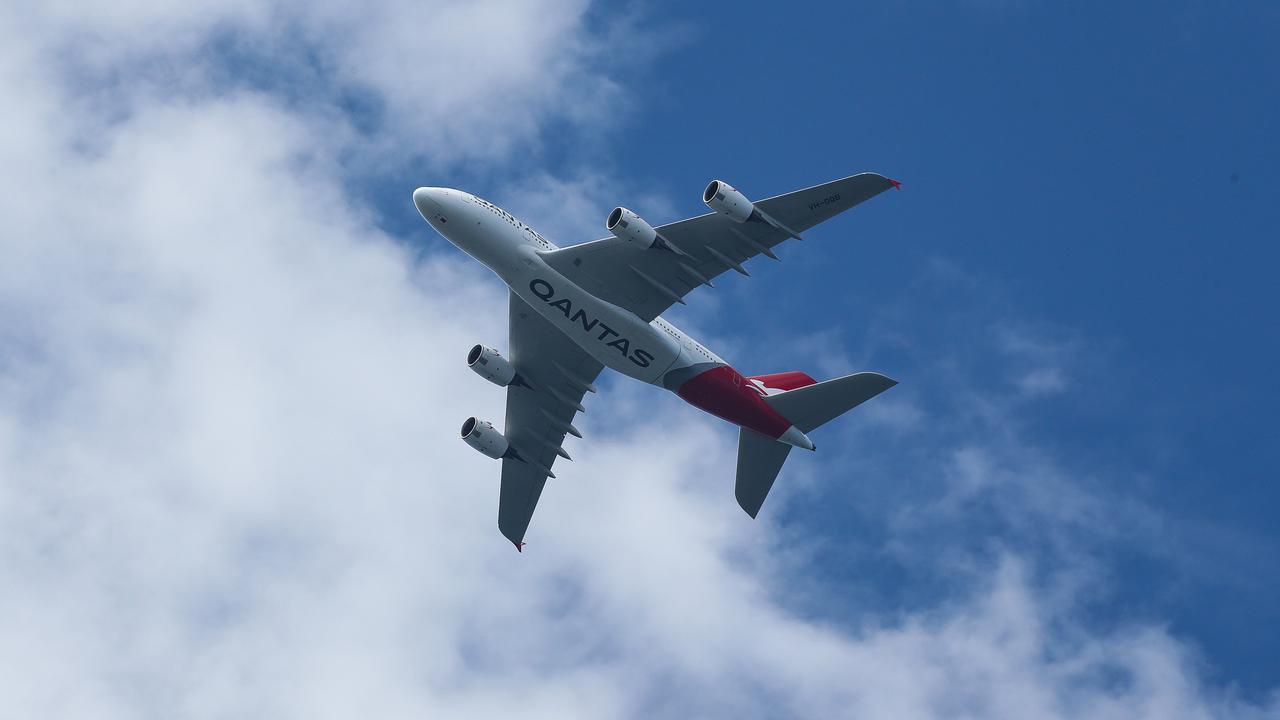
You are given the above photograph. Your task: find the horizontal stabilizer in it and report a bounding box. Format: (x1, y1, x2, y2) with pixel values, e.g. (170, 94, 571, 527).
(736, 428, 792, 518)
(763, 372, 897, 433)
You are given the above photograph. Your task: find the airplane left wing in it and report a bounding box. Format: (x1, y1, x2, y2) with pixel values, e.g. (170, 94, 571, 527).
(540, 172, 898, 321)
(499, 292, 604, 549)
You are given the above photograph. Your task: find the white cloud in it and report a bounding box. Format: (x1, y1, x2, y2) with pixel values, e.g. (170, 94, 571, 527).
(994, 323, 1077, 397)
(0, 2, 1274, 718)
(16, 0, 624, 165)
(1017, 365, 1067, 395)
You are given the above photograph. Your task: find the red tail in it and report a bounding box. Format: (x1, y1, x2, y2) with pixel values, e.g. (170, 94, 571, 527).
(747, 371, 817, 394)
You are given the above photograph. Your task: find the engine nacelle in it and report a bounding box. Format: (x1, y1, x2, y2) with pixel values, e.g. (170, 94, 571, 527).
(605, 207, 659, 248)
(467, 344, 516, 387)
(703, 179, 755, 223)
(461, 416, 510, 459)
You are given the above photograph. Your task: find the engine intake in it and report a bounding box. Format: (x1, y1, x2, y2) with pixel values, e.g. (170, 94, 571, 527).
(467, 344, 517, 387)
(606, 207, 659, 248)
(703, 180, 756, 223)
(704, 179, 804, 241)
(461, 416, 511, 459)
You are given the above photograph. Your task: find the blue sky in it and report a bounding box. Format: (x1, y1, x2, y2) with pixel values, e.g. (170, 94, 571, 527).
(403, 0, 1280, 698)
(634, 2, 1280, 695)
(659, 2, 1280, 695)
(2, 1, 1277, 716)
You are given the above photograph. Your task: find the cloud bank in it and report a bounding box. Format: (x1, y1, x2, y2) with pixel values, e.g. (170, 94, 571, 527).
(0, 2, 1273, 718)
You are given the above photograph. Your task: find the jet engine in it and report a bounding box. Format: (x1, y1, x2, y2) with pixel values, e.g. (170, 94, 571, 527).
(467, 344, 517, 386)
(605, 207, 659, 248)
(703, 180, 756, 223)
(461, 416, 510, 459)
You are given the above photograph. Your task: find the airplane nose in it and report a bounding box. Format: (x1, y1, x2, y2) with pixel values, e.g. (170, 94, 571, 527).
(413, 187, 447, 219)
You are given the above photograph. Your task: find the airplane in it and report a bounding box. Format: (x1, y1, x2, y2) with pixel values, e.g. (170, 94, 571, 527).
(413, 173, 900, 550)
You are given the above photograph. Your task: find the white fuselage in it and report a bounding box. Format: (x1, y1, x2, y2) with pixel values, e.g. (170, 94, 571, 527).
(413, 187, 722, 387)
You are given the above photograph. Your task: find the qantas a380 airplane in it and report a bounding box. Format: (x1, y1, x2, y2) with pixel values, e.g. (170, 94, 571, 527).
(413, 173, 900, 550)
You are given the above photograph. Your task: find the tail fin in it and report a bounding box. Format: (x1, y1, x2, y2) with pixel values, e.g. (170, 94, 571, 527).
(734, 371, 897, 517)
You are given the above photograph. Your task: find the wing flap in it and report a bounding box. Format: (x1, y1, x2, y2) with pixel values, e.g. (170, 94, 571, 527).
(498, 458, 549, 548)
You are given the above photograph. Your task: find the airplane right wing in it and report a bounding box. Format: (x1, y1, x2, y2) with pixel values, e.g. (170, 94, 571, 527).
(540, 173, 898, 321)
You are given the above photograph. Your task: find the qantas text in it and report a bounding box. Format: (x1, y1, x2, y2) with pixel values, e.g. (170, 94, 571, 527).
(529, 279, 654, 368)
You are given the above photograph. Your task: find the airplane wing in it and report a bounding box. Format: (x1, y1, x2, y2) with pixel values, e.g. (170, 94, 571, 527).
(498, 292, 604, 549)
(540, 173, 899, 321)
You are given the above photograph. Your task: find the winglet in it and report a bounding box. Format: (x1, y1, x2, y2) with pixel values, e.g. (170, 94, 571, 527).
(889, 178, 903, 190)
